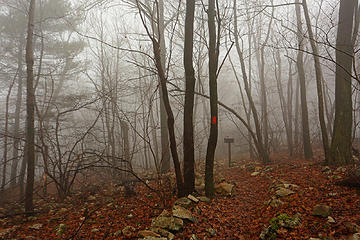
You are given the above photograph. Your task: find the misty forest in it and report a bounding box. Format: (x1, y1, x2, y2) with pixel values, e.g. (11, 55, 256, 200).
(0, 0, 360, 239)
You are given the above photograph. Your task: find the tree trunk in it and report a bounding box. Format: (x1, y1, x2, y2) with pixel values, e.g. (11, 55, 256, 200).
(295, 1, 313, 159)
(330, 0, 355, 165)
(302, 0, 330, 162)
(233, 0, 269, 163)
(183, 0, 196, 196)
(10, 39, 25, 187)
(205, 0, 219, 198)
(158, 0, 171, 174)
(24, 0, 36, 213)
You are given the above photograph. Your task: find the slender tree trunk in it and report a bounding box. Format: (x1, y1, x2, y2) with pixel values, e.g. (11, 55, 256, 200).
(2, 77, 15, 191)
(295, 1, 313, 159)
(330, 0, 355, 165)
(10, 39, 25, 187)
(302, 0, 330, 162)
(183, 0, 196, 196)
(158, 0, 170, 174)
(205, 0, 219, 198)
(233, 0, 269, 163)
(24, 0, 36, 213)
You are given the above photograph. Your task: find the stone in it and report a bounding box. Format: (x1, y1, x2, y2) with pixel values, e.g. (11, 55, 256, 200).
(255, 166, 262, 172)
(151, 228, 175, 240)
(187, 194, 199, 203)
(88, 195, 96, 201)
(349, 233, 360, 240)
(174, 197, 192, 208)
(198, 196, 211, 203)
(189, 234, 199, 240)
(321, 166, 331, 174)
(327, 216, 336, 223)
(142, 237, 167, 240)
(151, 216, 183, 232)
(138, 230, 161, 238)
(312, 205, 332, 218)
(214, 182, 234, 196)
(275, 187, 295, 197)
(91, 228, 99, 233)
(344, 222, 360, 233)
(251, 172, 260, 176)
(283, 183, 299, 189)
(122, 226, 136, 237)
(29, 224, 43, 230)
(172, 205, 197, 223)
(206, 228, 216, 236)
(269, 198, 283, 208)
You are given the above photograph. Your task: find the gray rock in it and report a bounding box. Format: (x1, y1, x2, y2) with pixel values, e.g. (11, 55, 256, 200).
(312, 205, 332, 218)
(206, 228, 216, 236)
(327, 216, 336, 223)
(214, 182, 234, 196)
(172, 205, 197, 223)
(322, 166, 331, 173)
(344, 222, 360, 233)
(138, 230, 161, 238)
(151, 227, 175, 240)
(269, 198, 283, 208)
(198, 196, 211, 203)
(151, 216, 183, 232)
(122, 226, 136, 237)
(349, 233, 360, 240)
(275, 187, 295, 197)
(142, 237, 168, 240)
(187, 194, 199, 203)
(29, 224, 43, 230)
(189, 234, 199, 240)
(174, 197, 192, 208)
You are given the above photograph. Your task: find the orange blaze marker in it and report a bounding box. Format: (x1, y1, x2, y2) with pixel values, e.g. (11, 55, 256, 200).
(211, 116, 217, 124)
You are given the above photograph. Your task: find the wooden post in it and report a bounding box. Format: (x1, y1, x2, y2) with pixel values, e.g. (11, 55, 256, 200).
(224, 137, 234, 167)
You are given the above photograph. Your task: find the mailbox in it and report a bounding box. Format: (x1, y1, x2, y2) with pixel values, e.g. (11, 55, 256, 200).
(224, 137, 234, 143)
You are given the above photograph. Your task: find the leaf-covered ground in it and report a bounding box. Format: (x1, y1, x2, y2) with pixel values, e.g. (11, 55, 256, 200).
(1, 154, 359, 239)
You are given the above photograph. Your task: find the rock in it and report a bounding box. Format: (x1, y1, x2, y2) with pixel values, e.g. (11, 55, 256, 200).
(159, 210, 171, 217)
(269, 198, 283, 208)
(91, 228, 99, 233)
(138, 230, 161, 238)
(172, 205, 197, 223)
(114, 230, 122, 236)
(214, 182, 234, 196)
(56, 224, 66, 236)
(174, 197, 192, 208)
(151, 216, 183, 232)
(151, 228, 175, 240)
(344, 222, 360, 233)
(142, 237, 167, 240)
(349, 233, 360, 240)
(255, 166, 262, 172)
(322, 166, 331, 174)
(127, 213, 134, 219)
(187, 194, 199, 203)
(327, 216, 336, 223)
(206, 228, 216, 236)
(275, 187, 295, 197)
(312, 205, 332, 218)
(29, 223, 43, 230)
(122, 226, 136, 237)
(251, 172, 260, 176)
(189, 234, 199, 240)
(336, 167, 347, 173)
(198, 196, 211, 203)
(88, 195, 96, 201)
(283, 183, 299, 189)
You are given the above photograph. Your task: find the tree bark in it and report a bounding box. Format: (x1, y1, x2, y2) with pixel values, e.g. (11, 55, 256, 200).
(24, 0, 36, 213)
(295, 0, 313, 159)
(302, 0, 330, 161)
(330, 0, 355, 165)
(205, 0, 219, 198)
(183, 0, 196, 196)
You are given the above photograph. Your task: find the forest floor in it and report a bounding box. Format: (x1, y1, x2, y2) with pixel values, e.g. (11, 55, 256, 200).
(0, 152, 360, 240)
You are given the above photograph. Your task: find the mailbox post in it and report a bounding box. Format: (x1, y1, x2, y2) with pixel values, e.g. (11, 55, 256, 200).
(224, 137, 234, 167)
